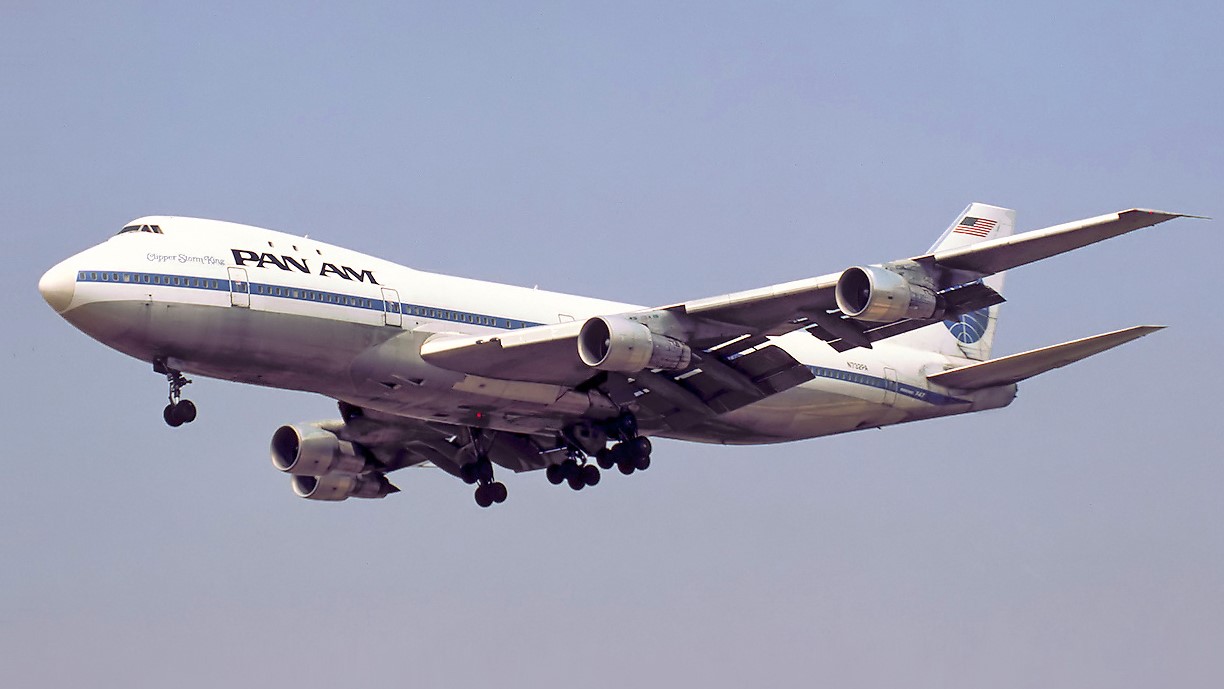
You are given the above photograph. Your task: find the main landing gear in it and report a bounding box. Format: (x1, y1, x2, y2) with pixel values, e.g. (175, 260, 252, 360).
(155, 358, 197, 428)
(598, 436, 652, 475)
(545, 453, 603, 490)
(459, 430, 507, 508)
(547, 412, 653, 491)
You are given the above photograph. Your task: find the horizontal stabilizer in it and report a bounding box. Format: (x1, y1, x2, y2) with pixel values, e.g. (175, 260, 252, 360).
(927, 325, 1164, 390)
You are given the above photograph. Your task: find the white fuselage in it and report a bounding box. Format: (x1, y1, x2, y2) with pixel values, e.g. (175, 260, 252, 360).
(41, 216, 1015, 444)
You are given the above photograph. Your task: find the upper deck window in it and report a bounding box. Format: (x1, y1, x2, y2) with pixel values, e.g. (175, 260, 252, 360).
(117, 224, 164, 235)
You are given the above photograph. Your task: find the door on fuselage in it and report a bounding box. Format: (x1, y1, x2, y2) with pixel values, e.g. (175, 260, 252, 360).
(883, 367, 898, 406)
(381, 287, 402, 327)
(228, 267, 250, 308)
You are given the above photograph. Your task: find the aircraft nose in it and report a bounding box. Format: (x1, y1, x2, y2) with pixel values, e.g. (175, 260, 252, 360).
(39, 259, 77, 313)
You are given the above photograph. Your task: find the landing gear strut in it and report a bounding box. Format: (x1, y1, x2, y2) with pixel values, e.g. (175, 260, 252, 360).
(459, 429, 507, 508)
(155, 358, 196, 427)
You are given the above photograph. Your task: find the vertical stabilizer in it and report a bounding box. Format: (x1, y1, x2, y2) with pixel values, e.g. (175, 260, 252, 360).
(891, 203, 1015, 361)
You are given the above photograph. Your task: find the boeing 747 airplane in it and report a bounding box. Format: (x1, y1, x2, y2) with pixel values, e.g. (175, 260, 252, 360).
(39, 204, 1192, 506)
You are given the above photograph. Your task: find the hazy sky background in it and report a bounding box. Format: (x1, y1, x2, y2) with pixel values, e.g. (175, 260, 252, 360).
(2, 2, 1221, 687)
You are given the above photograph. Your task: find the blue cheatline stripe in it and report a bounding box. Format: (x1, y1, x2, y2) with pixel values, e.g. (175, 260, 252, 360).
(807, 366, 969, 406)
(76, 270, 545, 330)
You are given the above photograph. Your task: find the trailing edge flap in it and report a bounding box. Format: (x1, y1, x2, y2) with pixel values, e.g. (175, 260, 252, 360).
(927, 325, 1164, 390)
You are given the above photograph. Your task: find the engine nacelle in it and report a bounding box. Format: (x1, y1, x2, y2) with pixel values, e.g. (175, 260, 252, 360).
(270, 424, 368, 477)
(290, 472, 396, 501)
(577, 316, 692, 373)
(835, 264, 938, 323)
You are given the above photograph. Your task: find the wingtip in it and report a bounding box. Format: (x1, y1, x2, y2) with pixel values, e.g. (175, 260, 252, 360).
(1127, 208, 1210, 220)
(1130, 325, 1167, 336)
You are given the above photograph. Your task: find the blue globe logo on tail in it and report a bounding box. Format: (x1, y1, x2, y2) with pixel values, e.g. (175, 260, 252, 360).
(944, 308, 990, 344)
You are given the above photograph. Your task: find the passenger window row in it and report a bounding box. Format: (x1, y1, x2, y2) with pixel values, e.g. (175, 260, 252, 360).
(77, 270, 540, 329)
(80, 271, 221, 289)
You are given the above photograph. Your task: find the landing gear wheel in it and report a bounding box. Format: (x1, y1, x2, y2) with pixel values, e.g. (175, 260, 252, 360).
(172, 399, 197, 424)
(490, 482, 508, 503)
(461, 457, 495, 486)
(561, 458, 581, 481)
(163, 403, 183, 428)
(567, 473, 586, 491)
(582, 464, 601, 486)
(617, 458, 636, 475)
(596, 448, 615, 470)
(474, 484, 494, 508)
(634, 454, 651, 471)
(631, 436, 652, 457)
(546, 464, 565, 485)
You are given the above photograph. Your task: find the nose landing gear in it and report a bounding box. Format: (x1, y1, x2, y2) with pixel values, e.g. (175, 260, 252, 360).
(155, 358, 197, 427)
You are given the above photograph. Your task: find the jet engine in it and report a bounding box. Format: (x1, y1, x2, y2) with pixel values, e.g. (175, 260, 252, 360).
(271, 424, 397, 501)
(835, 263, 938, 323)
(578, 316, 692, 373)
(290, 472, 397, 501)
(270, 424, 368, 476)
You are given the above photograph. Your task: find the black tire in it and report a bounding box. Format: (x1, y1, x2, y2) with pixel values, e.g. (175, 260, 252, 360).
(567, 473, 585, 490)
(491, 482, 508, 503)
(163, 403, 183, 427)
(546, 464, 565, 485)
(632, 436, 652, 458)
(460, 463, 479, 485)
(595, 448, 615, 470)
(617, 459, 635, 475)
(173, 399, 197, 424)
(634, 454, 651, 471)
(474, 485, 494, 508)
(562, 459, 580, 480)
(582, 464, 601, 486)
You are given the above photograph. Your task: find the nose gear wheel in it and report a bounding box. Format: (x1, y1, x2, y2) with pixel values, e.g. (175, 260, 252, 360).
(155, 358, 197, 427)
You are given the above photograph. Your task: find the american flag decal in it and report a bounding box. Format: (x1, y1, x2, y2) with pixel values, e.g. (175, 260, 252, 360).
(953, 216, 997, 237)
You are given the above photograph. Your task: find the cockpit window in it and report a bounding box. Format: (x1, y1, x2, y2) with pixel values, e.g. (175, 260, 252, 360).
(117, 224, 164, 235)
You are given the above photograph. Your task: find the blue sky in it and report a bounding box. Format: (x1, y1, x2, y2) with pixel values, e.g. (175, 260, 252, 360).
(2, 3, 1221, 687)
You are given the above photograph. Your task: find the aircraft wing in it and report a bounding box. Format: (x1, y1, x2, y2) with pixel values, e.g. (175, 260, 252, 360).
(330, 402, 558, 475)
(677, 209, 1189, 342)
(420, 321, 590, 386)
(421, 326, 816, 432)
(928, 209, 1193, 280)
(328, 401, 468, 471)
